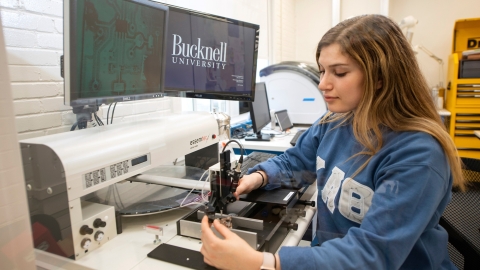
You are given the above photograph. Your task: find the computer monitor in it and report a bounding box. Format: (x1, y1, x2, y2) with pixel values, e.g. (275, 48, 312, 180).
(245, 82, 271, 141)
(274, 110, 294, 131)
(63, 0, 169, 107)
(162, 4, 259, 102)
(238, 101, 250, 114)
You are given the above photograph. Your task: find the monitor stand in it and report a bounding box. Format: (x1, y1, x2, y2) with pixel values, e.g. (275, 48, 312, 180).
(245, 132, 271, 141)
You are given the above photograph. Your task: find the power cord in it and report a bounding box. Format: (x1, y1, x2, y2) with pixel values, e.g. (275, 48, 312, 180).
(93, 112, 104, 126)
(111, 102, 117, 124)
(105, 102, 117, 125)
(107, 103, 113, 125)
(221, 139, 245, 174)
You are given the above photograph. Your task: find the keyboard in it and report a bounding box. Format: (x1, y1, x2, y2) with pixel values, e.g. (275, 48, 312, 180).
(290, 129, 306, 146)
(241, 151, 277, 175)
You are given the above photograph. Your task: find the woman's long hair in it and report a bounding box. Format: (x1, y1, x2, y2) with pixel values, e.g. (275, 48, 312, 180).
(316, 14, 465, 190)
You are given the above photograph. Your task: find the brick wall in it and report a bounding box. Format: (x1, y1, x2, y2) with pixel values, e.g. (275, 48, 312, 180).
(0, 0, 173, 141)
(0, 14, 36, 269)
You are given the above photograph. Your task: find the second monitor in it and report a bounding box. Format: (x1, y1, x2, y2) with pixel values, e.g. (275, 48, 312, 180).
(275, 110, 294, 131)
(245, 82, 272, 141)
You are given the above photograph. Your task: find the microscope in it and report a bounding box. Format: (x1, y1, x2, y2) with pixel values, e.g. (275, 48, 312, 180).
(175, 141, 316, 253)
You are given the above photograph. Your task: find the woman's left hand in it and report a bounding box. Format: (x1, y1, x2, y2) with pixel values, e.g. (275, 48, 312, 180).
(200, 215, 263, 270)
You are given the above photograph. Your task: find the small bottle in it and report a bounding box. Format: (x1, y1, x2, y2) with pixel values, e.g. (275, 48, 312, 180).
(431, 87, 439, 108)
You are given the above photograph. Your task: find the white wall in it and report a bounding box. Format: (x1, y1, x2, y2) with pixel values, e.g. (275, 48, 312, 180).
(293, 0, 381, 65)
(389, 0, 480, 89)
(291, 0, 480, 89)
(295, 0, 332, 64)
(270, 0, 295, 63)
(341, 0, 381, 20)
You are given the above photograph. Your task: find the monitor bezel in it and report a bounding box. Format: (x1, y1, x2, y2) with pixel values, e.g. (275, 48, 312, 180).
(64, 0, 169, 107)
(250, 82, 271, 135)
(162, 4, 259, 102)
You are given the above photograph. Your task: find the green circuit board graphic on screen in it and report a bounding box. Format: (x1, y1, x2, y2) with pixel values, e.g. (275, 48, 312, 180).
(74, 0, 165, 99)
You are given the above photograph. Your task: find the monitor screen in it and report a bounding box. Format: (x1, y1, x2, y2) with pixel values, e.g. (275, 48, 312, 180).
(63, 0, 169, 107)
(275, 110, 293, 131)
(245, 82, 271, 141)
(239, 101, 250, 114)
(162, 5, 259, 102)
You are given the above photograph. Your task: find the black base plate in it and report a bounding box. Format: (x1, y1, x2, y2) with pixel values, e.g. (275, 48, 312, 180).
(147, 244, 216, 270)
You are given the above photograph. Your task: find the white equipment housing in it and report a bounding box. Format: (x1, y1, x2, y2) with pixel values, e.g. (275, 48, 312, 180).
(20, 112, 219, 260)
(260, 61, 327, 125)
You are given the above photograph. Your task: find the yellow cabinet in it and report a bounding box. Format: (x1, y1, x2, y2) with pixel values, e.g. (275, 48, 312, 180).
(445, 18, 480, 158)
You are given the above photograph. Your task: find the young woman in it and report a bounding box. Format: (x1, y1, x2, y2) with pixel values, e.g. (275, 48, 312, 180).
(201, 14, 465, 270)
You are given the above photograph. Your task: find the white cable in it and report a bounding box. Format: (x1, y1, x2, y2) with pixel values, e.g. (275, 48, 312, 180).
(180, 170, 208, 207)
(201, 175, 210, 202)
(184, 174, 210, 204)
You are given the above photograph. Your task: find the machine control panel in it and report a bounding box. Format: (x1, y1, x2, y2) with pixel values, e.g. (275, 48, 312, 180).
(74, 202, 117, 259)
(82, 154, 151, 190)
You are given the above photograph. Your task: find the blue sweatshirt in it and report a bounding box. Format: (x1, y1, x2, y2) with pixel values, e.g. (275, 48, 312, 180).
(250, 117, 456, 269)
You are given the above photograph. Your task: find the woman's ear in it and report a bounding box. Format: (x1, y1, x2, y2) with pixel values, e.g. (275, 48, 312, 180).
(376, 80, 383, 90)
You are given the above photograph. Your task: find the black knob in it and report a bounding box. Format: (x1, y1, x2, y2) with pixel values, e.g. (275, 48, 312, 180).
(80, 225, 94, 235)
(204, 204, 216, 223)
(287, 223, 298, 231)
(93, 218, 106, 228)
(226, 194, 237, 203)
(299, 200, 315, 207)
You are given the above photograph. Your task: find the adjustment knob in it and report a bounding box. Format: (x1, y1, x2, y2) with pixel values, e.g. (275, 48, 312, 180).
(81, 238, 92, 250)
(93, 218, 106, 228)
(94, 231, 105, 242)
(287, 223, 298, 231)
(80, 225, 94, 235)
(226, 194, 236, 203)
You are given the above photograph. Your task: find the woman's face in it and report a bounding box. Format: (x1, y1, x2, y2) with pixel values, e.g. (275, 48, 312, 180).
(317, 43, 365, 113)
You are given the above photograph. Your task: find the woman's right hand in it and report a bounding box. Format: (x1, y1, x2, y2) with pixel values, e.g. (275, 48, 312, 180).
(233, 171, 266, 200)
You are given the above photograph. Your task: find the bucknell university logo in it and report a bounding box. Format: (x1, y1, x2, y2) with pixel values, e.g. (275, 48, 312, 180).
(171, 34, 227, 69)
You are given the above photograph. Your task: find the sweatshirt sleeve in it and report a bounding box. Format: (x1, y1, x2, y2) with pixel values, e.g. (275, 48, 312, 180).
(278, 136, 452, 269)
(247, 123, 322, 189)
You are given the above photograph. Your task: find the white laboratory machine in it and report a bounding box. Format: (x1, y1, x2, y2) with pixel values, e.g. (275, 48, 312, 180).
(20, 112, 219, 260)
(260, 61, 328, 125)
